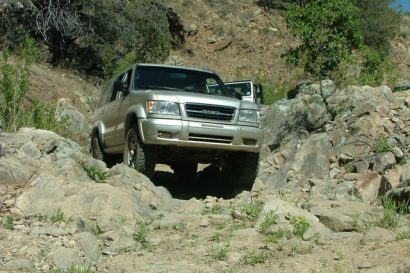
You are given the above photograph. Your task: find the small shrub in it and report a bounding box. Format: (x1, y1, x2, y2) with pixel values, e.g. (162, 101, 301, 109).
(231, 201, 263, 223)
(90, 223, 103, 236)
(213, 21, 226, 37)
(36, 213, 48, 222)
(212, 221, 227, 230)
(3, 215, 14, 230)
(396, 231, 410, 240)
(133, 221, 150, 248)
(352, 215, 374, 233)
(289, 241, 314, 255)
(26, 98, 69, 132)
(259, 210, 277, 234)
(374, 136, 391, 153)
(264, 229, 292, 243)
(399, 157, 408, 165)
(334, 251, 344, 261)
(0, 37, 36, 132)
(378, 197, 407, 229)
(67, 265, 92, 273)
(208, 244, 229, 261)
(241, 251, 267, 265)
(80, 161, 110, 183)
(229, 219, 247, 231)
(210, 232, 222, 242)
(51, 264, 92, 273)
(288, 214, 310, 238)
(203, 204, 223, 215)
(50, 208, 65, 223)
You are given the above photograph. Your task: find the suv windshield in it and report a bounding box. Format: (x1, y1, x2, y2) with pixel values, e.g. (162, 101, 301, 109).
(134, 66, 232, 97)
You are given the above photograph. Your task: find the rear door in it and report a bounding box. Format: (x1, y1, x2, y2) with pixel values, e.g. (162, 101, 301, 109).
(103, 72, 128, 147)
(110, 69, 133, 147)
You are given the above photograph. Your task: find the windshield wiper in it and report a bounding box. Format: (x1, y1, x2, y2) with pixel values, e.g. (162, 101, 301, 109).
(138, 85, 183, 91)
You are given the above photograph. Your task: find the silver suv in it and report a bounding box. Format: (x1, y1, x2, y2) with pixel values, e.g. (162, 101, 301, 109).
(91, 64, 263, 188)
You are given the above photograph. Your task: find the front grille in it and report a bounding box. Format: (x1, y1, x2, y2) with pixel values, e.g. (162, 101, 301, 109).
(189, 133, 233, 144)
(185, 103, 235, 121)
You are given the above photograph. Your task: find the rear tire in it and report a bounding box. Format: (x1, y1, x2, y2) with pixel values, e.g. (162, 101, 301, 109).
(91, 134, 105, 162)
(222, 152, 260, 190)
(91, 133, 119, 167)
(123, 125, 156, 178)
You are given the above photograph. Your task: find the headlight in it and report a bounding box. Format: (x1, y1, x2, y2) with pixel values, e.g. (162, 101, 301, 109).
(239, 109, 259, 123)
(146, 100, 180, 115)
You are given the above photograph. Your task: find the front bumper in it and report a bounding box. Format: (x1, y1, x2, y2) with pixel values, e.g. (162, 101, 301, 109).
(139, 118, 263, 153)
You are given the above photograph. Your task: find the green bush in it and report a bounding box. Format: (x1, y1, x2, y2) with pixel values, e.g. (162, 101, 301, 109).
(241, 251, 267, 265)
(259, 210, 278, 234)
(133, 221, 152, 249)
(288, 214, 310, 238)
(3, 215, 14, 230)
(0, 37, 36, 132)
(50, 208, 66, 223)
(354, 0, 401, 58)
(282, 0, 401, 87)
(359, 46, 398, 86)
(373, 136, 392, 154)
(0, 37, 65, 133)
(283, 0, 362, 83)
(378, 197, 408, 229)
(80, 161, 110, 183)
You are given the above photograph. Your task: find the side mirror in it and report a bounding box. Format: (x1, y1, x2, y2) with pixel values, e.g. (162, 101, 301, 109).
(114, 80, 127, 92)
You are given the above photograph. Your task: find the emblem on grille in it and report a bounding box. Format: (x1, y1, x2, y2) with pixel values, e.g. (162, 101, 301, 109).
(201, 109, 220, 115)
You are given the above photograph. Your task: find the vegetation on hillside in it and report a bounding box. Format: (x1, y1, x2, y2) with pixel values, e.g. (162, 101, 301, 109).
(0, 0, 177, 77)
(282, 0, 402, 89)
(0, 37, 64, 133)
(283, 0, 362, 87)
(0, 0, 406, 109)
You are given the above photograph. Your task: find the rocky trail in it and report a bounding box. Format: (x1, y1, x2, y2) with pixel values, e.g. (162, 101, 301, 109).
(1, 82, 410, 273)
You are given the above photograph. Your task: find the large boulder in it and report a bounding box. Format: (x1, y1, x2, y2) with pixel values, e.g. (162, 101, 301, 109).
(352, 171, 392, 203)
(290, 133, 332, 180)
(2, 128, 175, 232)
(263, 81, 333, 148)
(309, 199, 384, 232)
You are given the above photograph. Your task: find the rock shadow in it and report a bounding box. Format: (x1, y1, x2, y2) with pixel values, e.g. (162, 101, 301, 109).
(151, 164, 243, 200)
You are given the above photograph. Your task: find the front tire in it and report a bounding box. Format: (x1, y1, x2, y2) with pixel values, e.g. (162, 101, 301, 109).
(123, 125, 156, 178)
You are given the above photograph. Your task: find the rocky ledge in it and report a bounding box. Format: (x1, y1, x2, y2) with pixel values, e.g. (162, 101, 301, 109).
(0, 82, 409, 273)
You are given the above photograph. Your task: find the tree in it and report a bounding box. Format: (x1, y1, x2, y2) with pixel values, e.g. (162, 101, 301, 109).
(79, 0, 172, 77)
(282, 0, 362, 86)
(2, 0, 174, 75)
(354, 0, 401, 57)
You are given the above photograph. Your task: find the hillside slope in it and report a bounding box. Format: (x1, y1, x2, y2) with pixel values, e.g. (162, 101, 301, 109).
(165, 0, 410, 86)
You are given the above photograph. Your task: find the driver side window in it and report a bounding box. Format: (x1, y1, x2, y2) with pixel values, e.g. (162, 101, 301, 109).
(110, 69, 133, 102)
